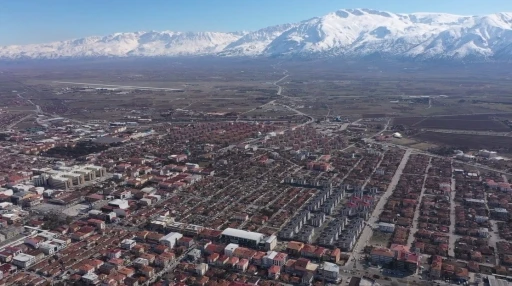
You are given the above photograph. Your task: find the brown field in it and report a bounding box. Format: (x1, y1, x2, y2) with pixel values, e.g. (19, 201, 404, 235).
(393, 117, 427, 126)
(415, 118, 510, 131)
(3, 58, 512, 125)
(362, 113, 388, 118)
(393, 114, 511, 131)
(413, 131, 512, 151)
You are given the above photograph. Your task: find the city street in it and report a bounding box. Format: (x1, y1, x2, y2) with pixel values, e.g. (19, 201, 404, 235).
(344, 149, 412, 270)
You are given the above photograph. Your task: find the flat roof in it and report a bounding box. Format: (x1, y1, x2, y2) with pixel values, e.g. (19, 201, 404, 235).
(465, 198, 485, 203)
(323, 262, 339, 272)
(161, 232, 183, 241)
(13, 253, 35, 262)
(221, 228, 265, 242)
(488, 276, 512, 286)
(378, 222, 396, 227)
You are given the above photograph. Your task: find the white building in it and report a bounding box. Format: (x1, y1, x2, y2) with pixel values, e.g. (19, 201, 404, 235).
(265, 235, 278, 251)
(121, 239, 136, 250)
(478, 228, 490, 238)
(224, 243, 239, 257)
(12, 253, 36, 268)
(40, 242, 59, 255)
(479, 150, 497, 158)
(378, 222, 396, 233)
(159, 232, 183, 248)
(108, 199, 129, 210)
(318, 262, 341, 283)
(221, 228, 266, 248)
(82, 273, 99, 284)
(475, 216, 489, 223)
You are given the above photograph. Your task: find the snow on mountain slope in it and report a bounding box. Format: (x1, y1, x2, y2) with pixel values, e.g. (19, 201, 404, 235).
(1, 9, 512, 61)
(220, 24, 296, 56)
(0, 31, 243, 59)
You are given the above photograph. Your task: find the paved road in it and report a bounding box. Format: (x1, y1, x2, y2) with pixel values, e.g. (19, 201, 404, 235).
(407, 158, 432, 248)
(274, 74, 289, 96)
(5, 114, 33, 130)
(448, 172, 457, 258)
(344, 149, 412, 270)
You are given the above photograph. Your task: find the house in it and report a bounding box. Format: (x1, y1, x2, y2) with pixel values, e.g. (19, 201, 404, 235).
(155, 252, 175, 267)
(82, 273, 100, 285)
(177, 236, 195, 248)
(227, 256, 240, 268)
(207, 253, 220, 264)
(78, 264, 95, 275)
(24, 236, 45, 249)
(216, 255, 229, 267)
(106, 249, 122, 259)
(0, 251, 13, 263)
(329, 248, 341, 263)
(287, 241, 304, 256)
(141, 266, 155, 278)
(268, 265, 281, 279)
(235, 259, 249, 272)
(195, 263, 208, 276)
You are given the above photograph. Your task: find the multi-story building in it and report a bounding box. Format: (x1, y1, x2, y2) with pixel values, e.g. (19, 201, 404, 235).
(371, 248, 395, 265)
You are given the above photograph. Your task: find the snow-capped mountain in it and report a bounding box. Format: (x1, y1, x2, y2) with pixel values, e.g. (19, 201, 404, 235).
(2, 8, 512, 61)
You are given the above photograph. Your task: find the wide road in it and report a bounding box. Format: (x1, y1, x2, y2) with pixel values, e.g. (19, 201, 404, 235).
(344, 149, 412, 270)
(274, 73, 289, 96)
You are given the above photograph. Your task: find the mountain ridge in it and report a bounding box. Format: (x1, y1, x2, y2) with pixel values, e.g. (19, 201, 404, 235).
(2, 8, 512, 61)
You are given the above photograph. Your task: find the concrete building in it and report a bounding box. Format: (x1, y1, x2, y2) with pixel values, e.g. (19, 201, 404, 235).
(224, 243, 239, 257)
(318, 262, 341, 283)
(479, 150, 497, 158)
(32, 164, 106, 189)
(12, 253, 36, 268)
(221, 228, 268, 248)
(378, 222, 396, 233)
(159, 232, 183, 248)
(370, 248, 395, 265)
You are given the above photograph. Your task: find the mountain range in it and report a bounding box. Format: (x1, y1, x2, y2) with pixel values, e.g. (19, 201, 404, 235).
(2, 8, 512, 61)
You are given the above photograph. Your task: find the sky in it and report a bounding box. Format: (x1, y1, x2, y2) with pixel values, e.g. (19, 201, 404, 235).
(1, 0, 512, 46)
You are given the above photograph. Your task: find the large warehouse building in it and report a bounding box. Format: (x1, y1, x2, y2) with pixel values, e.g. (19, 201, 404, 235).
(221, 228, 277, 250)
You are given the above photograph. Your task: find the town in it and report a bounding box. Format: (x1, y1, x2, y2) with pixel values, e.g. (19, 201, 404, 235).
(0, 96, 510, 286)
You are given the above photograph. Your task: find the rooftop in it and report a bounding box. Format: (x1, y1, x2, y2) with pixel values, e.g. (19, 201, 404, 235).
(221, 228, 265, 242)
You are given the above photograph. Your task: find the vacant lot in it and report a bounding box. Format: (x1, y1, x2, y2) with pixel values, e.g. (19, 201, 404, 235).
(413, 131, 512, 151)
(415, 118, 510, 131)
(393, 117, 427, 126)
(393, 114, 511, 131)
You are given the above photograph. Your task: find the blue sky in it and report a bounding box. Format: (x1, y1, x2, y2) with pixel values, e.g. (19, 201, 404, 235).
(1, 0, 512, 45)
